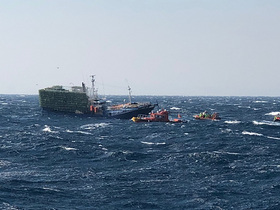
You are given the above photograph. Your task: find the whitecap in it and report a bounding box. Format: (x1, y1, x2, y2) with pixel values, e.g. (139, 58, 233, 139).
(141, 141, 166, 145)
(170, 107, 181, 110)
(80, 123, 110, 130)
(98, 144, 108, 151)
(42, 187, 61, 192)
(145, 133, 161, 139)
(252, 121, 265, 125)
(42, 126, 59, 133)
(67, 129, 92, 135)
(221, 128, 232, 133)
(225, 120, 241, 124)
(242, 131, 263, 136)
(42, 125, 52, 133)
(2, 202, 18, 209)
(139, 179, 167, 183)
(253, 121, 280, 126)
(61, 146, 78, 151)
(213, 151, 240, 155)
(96, 136, 109, 140)
(265, 112, 280, 116)
(267, 136, 280, 140)
(254, 101, 268, 103)
(77, 131, 92, 135)
(238, 106, 251, 109)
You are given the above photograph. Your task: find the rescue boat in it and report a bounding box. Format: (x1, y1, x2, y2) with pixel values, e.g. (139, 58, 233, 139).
(132, 110, 183, 123)
(273, 115, 280, 122)
(194, 112, 221, 120)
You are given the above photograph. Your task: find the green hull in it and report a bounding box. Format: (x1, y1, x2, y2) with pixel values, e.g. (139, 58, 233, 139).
(39, 86, 90, 114)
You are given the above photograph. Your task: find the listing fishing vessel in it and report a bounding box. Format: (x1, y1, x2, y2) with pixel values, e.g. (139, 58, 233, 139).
(106, 86, 155, 119)
(39, 76, 155, 119)
(132, 109, 183, 123)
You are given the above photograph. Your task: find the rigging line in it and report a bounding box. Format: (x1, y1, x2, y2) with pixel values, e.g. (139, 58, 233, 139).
(95, 82, 127, 90)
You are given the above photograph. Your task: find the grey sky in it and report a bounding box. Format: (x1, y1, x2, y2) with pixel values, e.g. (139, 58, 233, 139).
(1, 0, 280, 96)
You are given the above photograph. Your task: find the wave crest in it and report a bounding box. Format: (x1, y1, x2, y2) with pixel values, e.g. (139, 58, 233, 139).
(265, 112, 280, 116)
(242, 131, 263, 136)
(225, 120, 241, 124)
(141, 141, 166, 145)
(80, 123, 110, 130)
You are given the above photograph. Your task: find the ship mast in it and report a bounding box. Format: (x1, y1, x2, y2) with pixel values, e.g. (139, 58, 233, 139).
(90, 75, 97, 100)
(128, 86, 132, 104)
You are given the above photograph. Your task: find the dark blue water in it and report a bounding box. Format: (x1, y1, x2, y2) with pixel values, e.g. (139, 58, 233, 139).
(1, 95, 280, 209)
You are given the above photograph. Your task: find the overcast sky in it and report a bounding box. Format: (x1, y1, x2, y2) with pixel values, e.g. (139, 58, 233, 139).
(1, 0, 280, 96)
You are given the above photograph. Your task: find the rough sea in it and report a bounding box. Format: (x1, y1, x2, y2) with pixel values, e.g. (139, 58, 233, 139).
(0, 95, 280, 209)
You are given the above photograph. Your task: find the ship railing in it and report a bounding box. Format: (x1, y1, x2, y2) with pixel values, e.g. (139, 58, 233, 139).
(137, 114, 149, 118)
(46, 85, 86, 93)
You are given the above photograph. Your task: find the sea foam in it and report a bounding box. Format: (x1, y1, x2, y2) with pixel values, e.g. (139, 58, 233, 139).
(265, 112, 280, 116)
(61, 146, 78, 151)
(80, 123, 110, 130)
(242, 131, 263, 136)
(170, 107, 181, 110)
(253, 121, 280, 126)
(42, 125, 52, 133)
(225, 120, 241, 124)
(141, 141, 166, 145)
(267, 136, 280, 140)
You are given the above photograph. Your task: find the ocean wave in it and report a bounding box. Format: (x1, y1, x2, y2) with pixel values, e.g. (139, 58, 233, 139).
(66, 130, 92, 135)
(77, 131, 92, 135)
(0, 160, 11, 167)
(98, 144, 108, 150)
(141, 141, 166, 145)
(4, 95, 280, 209)
(42, 125, 58, 133)
(224, 120, 241, 124)
(253, 121, 280, 126)
(170, 107, 181, 110)
(267, 136, 280, 140)
(1, 203, 18, 210)
(80, 123, 110, 130)
(61, 146, 78, 151)
(252, 121, 266, 125)
(213, 151, 240, 155)
(238, 106, 251, 109)
(242, 131, 263, 136)
(96, 136, 109, 140)
(254, 101, 268, 103)
(42, 187, 61, 192)
(220, 128, 232, 133)
(265, 112, 280, 116)
(145, 133, 161, 139)
(242, 131, 280, 140)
